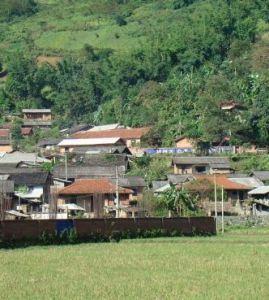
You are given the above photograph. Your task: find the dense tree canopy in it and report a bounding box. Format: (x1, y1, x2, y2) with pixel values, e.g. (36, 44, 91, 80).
(1, 0, 269, 147)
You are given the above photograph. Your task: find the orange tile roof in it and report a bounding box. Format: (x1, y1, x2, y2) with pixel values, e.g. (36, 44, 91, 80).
(59, 179, 133, 195)
(72, 127, 151, 140)
(0, 129, 10, 137)
(192, 175, 250, 190)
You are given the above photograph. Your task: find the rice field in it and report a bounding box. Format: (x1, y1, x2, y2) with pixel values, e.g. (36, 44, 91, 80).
(0, 227, 269, 299)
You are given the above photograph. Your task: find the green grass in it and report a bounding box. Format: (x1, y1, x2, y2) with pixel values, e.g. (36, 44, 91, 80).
(1, 227, 269, 299)
(35, 22, 146, 52)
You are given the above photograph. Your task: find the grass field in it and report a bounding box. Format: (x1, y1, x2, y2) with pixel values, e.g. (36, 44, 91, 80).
(1, 227, 269, 299)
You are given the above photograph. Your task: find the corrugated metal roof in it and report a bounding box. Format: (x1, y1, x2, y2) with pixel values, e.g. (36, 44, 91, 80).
(249, 186, 269, 195)
(22, 109, 51, 113)
(172, 156, 230, 165)
(229, 177, 263, 188)
(88, 124, 121, 131)
(58, 138, 124, 146)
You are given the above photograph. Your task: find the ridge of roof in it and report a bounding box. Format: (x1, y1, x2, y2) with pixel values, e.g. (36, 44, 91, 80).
(72, 127, 151, 139)
(59, 178, 133, 195)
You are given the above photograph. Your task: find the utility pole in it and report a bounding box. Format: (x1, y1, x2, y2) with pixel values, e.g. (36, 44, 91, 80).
(115, 166, 119, 218)
(221, 186, 224, 234)
(64, 149, 68, 181)
(214, 173, 217, 232)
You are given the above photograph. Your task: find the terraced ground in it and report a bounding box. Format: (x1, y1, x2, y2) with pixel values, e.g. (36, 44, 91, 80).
(0, 227, 269, 299)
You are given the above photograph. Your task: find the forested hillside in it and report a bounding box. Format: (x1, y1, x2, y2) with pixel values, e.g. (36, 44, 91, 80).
(0, 0, 269, 146)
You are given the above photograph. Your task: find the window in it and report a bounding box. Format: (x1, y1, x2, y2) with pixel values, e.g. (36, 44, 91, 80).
(89, 196, 94, 212)
(194, 166, 206, 174)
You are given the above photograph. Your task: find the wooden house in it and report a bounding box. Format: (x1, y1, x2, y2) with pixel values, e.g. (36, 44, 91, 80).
(22, 109, 52, 128)
(172, 156, 232, 175)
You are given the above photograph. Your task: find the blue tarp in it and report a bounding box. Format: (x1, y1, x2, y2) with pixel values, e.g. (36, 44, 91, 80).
(144, 147, 233, 155)
(56, 220, 74, 235)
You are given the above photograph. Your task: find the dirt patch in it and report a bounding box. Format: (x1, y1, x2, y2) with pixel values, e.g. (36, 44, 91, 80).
(36, 55, 62, 66)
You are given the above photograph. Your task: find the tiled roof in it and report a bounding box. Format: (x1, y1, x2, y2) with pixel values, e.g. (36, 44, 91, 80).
(249, 186, 269, 195)
(152, 181, 168, 191)
(11, 172, 50, 186)
(167, 174, 193, 184)
(0, 129, 10, 137)
(116, 176, 146, 187)
(251, 171, 269, 182)
(72, 127, 151, 139)
(59, 179, 133, 195)
(172, 156, 231, 169)
(0, 151, 49, 164)
(53, 164, 127, 179)
(21, 127, 33, 135)
(192, 175, 250, 190)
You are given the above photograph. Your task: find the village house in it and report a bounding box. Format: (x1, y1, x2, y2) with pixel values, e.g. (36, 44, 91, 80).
(53, 163, 128, 181)
(21, 127, 33, 137)
(37, 138, 63, 157)
(185, 175, 251, 216)
(72, 127, 151, 148)
(58, 179, 133, 218)
(60, 124, 93, 136)
(172, 156, 232, 175)
(116, 176, 146, 202)
(175, 137, 195, 149)
(58, 137, 131, 155)
(0, 175, 15, 219)
(22, 109, 52, 128)
(248, 186, 269, 215)
(250, 171, 269, 184)
(11, 171, 52, 214)
(0, 128, 13, 153)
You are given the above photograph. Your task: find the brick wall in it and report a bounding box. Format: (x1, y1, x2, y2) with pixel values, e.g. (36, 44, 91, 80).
(0, 217, 215, 241)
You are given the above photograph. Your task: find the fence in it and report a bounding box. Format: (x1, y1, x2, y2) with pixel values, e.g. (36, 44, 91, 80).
(0, 217, 215, 241)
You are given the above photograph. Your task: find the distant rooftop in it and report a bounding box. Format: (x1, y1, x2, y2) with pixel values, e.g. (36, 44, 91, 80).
(0, 151, 49, 165)
(22, 109, 51, 113)
(73, 127, 151, 140)
(58, 138, 124, 147)
(88, 124, 123, 132)
(172, 156, 231, 169)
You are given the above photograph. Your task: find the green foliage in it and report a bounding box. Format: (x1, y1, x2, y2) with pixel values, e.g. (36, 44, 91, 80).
(158, 185, 199, 216)
(1, 0, 269, 146)
(128, 156, 171, 182)
(0, 0, 37, 20)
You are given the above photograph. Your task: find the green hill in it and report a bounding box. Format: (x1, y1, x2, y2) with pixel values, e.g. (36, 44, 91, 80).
(1, 0, 269, 147)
